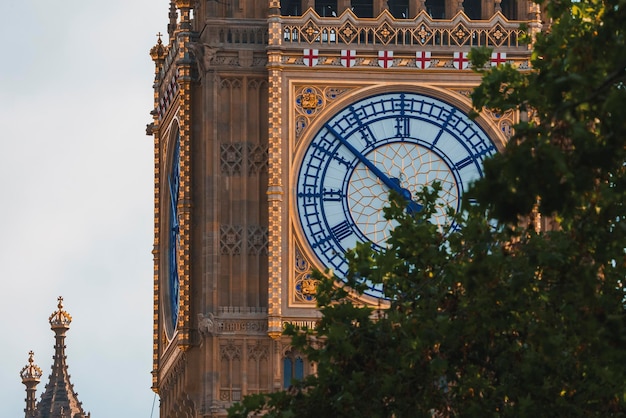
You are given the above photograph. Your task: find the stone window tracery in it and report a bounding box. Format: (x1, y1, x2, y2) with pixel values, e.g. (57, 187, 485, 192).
(282, 349, 305, 389)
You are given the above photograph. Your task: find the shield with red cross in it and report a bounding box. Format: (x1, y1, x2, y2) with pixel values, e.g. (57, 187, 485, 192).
(490, 52, 507, 67)
(453, 51, 469, 70)
(378, 50, 394, 68)
(416, 51, 431, 69)
(303, 49, 319, 67)
(341, 50, 356, 68)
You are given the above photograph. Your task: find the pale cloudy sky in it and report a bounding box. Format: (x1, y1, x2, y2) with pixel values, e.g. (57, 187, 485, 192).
(0, 1, 169, 416)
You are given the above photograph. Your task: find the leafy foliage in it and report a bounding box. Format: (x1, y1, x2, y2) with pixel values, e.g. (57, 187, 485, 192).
(471, 0, 626, 222)
(229, 0, 626, 416)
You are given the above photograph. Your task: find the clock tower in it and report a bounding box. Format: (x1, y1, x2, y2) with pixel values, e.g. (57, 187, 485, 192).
(148, 1, 538, 416)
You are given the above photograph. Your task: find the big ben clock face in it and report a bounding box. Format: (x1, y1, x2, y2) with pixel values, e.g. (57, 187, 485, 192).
(295, 91, 497, 299)
(165, 131, 181, 338)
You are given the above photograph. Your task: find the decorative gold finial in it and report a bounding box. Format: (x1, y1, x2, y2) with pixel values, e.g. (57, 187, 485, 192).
(49, 296, 72, 330)
(20, 351, 43, 382)
(175, 0, 193, 8)
(150, 33, 167, 62)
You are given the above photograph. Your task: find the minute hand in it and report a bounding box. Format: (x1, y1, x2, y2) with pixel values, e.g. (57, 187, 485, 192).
(325, 123, 422, 213)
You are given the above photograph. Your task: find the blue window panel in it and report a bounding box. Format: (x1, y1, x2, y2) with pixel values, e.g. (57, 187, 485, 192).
(283, 358, 293, 388)
(295, 358, 304, 379)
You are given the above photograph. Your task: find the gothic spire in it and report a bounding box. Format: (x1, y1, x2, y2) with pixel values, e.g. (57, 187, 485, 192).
(20, 351, 42, 417)
(168, 0, 177, 38)
(32, 297, 90, 418)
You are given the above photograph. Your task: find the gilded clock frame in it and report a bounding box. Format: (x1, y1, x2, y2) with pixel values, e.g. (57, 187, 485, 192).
(287, 81, 508, 308)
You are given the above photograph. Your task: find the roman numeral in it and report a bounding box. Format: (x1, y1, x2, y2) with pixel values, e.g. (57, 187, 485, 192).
(331, 220, 354, 242)
(455, 156, 475, 170)
(357, 126, 375, 147)
(323, 188, 344, 202)
(431, 109, 456, 148)
(311, 141, 334, 157)
(333, 154, 352, 168)
(297, 188, 344, 202)
(395, 117, 410, 138)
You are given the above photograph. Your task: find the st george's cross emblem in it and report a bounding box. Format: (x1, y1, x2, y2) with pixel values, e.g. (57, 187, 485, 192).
(378, 50, 394, 68)
(453, 51, 469, 70)
(416, 51, 432, 69)
(303, 49, 319, 67)
(490, 52, 507, 66)
(341, 49, 356, 68)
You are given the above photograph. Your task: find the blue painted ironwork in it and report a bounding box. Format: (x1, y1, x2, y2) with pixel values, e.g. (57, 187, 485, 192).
(296, 91, 496, 299)
(166, 132, 181, 338)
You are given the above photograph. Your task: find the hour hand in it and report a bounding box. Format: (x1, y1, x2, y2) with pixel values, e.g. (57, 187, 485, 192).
(325, 123, 422, 213)
(391, 177, 422, 213)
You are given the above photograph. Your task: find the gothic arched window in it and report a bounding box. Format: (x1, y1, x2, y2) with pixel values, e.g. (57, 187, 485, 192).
(315, 0, 337, 16)
(464, 0, 482, 19)
(351, 0, 374, 17)
(388, 0, 410, 18)
(500, 0, 518, 19)
(281, 0, 302, 16)
(425, 0, 445, 19)
(283, 354, 304, 388)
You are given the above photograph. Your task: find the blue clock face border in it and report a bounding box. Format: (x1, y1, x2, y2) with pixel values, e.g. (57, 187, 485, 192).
(165, 131, 181, 338)
(295, 91, 497, 299)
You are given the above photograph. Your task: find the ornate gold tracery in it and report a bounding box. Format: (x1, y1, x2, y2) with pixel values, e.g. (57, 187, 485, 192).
(282, 10, 527, 48)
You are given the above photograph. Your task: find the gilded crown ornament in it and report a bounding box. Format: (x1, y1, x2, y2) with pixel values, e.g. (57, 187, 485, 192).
(49, 296, 72, 330)
(20, 351, 43, 382)
(150, 33, 166, 62)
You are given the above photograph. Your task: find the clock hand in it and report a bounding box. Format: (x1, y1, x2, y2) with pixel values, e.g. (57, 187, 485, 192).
(168, 175, 180, 232)
(325, 123, 422, 213)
